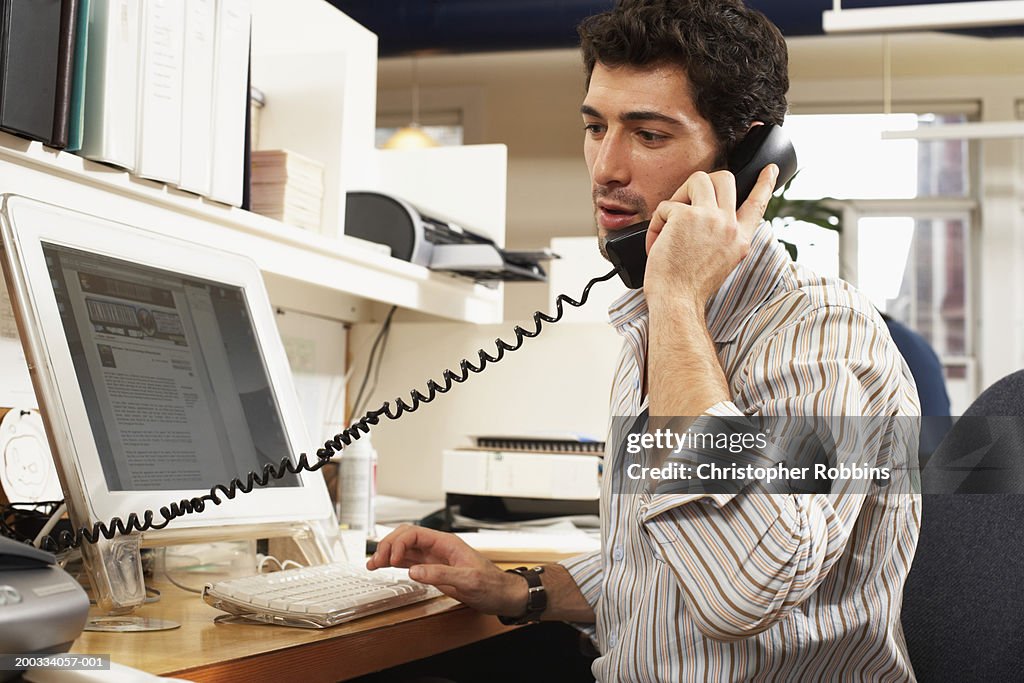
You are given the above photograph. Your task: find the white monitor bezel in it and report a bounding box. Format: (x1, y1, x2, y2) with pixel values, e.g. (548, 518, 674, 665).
(0, 195, 336, 533)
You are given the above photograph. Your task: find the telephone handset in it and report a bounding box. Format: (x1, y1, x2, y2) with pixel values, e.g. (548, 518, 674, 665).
(605, 123, 798, 289)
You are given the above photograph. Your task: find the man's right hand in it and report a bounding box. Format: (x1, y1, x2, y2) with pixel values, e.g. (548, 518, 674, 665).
(366, 525, 527, 617)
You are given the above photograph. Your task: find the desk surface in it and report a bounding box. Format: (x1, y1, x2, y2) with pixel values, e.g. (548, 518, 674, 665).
(71, 577, 517, 682)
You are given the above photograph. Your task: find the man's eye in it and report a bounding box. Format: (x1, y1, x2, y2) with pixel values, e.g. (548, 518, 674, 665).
(583, 123, 605, 136)
(637, 130, 667, 143)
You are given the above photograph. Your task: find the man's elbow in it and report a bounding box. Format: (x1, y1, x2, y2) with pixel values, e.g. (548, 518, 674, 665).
(688, 595, 791, 642)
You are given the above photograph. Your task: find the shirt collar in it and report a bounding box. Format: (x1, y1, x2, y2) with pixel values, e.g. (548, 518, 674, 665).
(606, 221, 789, 343)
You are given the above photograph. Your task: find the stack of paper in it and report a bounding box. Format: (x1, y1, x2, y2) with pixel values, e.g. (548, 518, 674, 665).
(250, 149, 325, 232)
(456, 526, 601, 563)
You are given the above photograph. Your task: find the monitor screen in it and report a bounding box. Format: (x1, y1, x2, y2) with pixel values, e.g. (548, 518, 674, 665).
(42, 242, 300, 492)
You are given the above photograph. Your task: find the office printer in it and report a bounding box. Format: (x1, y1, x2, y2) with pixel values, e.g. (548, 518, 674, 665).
(0, 536, 89, 682)
(344, 192, 555, 283)
(441, 436, 602, 523)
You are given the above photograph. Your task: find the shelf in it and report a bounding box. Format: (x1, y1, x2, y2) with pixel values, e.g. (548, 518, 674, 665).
(0, 133, 503, 324)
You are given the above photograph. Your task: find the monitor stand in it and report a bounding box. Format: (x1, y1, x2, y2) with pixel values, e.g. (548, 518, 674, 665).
(81, 519, 342, 616)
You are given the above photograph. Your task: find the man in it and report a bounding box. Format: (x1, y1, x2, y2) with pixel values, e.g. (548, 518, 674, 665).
(368, 1, 921, 680)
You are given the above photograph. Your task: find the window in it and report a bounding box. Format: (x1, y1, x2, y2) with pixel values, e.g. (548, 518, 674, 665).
(784, 113, 970, 200)
(857, 214, 973, 411)
(780, 110, 977, 411)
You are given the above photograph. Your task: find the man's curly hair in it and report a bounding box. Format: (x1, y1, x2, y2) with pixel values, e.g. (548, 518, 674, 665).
(579, 0, 789, 157)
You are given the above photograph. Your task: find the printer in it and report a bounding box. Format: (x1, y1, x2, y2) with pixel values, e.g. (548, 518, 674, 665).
(344, 192, 555, 283)
(441, 436, 602, 523)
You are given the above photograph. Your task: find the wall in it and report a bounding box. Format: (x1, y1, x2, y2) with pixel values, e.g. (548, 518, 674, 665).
(347, 316, 622, 500)
(378, 32, 1024, 378)
(364, 32, 1024, 498)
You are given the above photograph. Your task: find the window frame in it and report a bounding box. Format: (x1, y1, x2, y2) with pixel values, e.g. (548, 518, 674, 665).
(782, 103, 981, 410)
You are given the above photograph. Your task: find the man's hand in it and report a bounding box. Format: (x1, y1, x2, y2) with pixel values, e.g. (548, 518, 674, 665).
(643, 163, 778, 308)
(366, 525, 526, 616)
(643, 163, 777, 422)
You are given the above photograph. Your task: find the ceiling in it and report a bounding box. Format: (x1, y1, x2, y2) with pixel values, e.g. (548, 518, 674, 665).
(332, 0, 1024, 57)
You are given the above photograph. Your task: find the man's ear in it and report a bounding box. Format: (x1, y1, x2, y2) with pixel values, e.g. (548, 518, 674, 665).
(716, 122, 767, 170)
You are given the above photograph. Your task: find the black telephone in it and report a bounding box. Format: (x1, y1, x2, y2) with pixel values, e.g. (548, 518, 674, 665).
(605, 123, 798, 289)
(34, 128, 797, 553)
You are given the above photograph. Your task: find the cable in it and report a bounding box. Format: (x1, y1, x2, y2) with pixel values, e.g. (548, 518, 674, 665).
(160, 548, 205, 594)
(351, 306, 397, 418)
(1, 499, 65, 544)
(163, 568, 203, 595)
(33, 502, 66, 548)
(355, 306, 397, 417)
(37, 270, 618, 553)
(258, 554, 306, 573)
(351, 306, 396, 414)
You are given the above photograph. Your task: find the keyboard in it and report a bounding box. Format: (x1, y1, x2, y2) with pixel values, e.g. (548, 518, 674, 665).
(202, 563, 442, 629)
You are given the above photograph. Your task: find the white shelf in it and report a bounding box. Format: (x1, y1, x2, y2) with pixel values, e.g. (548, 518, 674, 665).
(0, 133, 503, 324)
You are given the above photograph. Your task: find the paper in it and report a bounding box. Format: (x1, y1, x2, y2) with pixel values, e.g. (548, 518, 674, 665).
(456, 528, 600, 563)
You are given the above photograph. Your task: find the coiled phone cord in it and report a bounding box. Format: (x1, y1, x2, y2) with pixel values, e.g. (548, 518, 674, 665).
(41, 269, 619, 553)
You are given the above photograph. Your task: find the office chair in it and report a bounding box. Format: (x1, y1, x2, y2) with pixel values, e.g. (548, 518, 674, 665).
(901, 370, 1024, 681)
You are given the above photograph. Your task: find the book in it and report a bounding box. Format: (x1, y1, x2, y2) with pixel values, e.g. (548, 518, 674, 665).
(51, 0, 80, 149)
(208, 0, 250, 207)
(135, 0, 184, 182)
(0, 0, 63, 144)
(177, 0, 216, 194)
(80, 0, 140, 169)
(65, 0, 89, 152)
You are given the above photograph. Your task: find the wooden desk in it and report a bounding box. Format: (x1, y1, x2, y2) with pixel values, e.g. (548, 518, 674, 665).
(71, 579, 518, 682)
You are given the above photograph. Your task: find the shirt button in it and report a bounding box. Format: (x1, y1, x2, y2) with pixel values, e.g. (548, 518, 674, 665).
(612, 545, 624, 562)
(608, 632, 618, 648)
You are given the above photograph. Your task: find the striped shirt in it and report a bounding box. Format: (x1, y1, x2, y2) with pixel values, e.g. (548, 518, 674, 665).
(562, 222, 922, 682)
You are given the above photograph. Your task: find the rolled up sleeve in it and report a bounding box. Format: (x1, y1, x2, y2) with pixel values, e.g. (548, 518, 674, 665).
(559, 549, 603, 639)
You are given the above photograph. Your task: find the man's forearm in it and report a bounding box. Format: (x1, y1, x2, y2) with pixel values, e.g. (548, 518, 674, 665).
(538, 563, 596, 623)
(648, 296, 730, 422)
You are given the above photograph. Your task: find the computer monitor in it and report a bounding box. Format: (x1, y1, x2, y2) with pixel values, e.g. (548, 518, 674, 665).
(0, 196, 339, 613)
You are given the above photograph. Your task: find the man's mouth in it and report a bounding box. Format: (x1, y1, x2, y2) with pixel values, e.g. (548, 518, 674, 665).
(597, 204, 641, 231)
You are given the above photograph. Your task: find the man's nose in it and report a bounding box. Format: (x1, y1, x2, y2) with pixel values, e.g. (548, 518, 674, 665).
(592, 132, 631, 188)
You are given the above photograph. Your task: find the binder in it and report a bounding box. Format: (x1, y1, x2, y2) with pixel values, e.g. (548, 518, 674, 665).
(51, 0, 80, 149)
(65, 0, 89, 152)
(208, 0, 250, 207)
(177, 0, 216, 195)
(79, 0, 140, 169)
(135, 0, 184, 182)
(0, 0, 63, 144)
(472, 434, 606, 454)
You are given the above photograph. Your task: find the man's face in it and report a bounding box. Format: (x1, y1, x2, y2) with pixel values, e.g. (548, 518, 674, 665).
(582, 62, 720, 259)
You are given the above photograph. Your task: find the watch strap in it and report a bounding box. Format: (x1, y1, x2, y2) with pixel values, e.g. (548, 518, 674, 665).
(498, 565, 546, 625)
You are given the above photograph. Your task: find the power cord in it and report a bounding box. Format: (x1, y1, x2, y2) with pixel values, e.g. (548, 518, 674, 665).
(32, 502, 67, 548)
(35, 269, 618, 553)
(256, 553, 304, 573)
(351, 305, 397, 417)
(1, 499, 66, 545)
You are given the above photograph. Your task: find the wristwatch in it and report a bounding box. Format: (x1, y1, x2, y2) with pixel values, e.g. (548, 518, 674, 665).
(498, 565, 546, 625)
